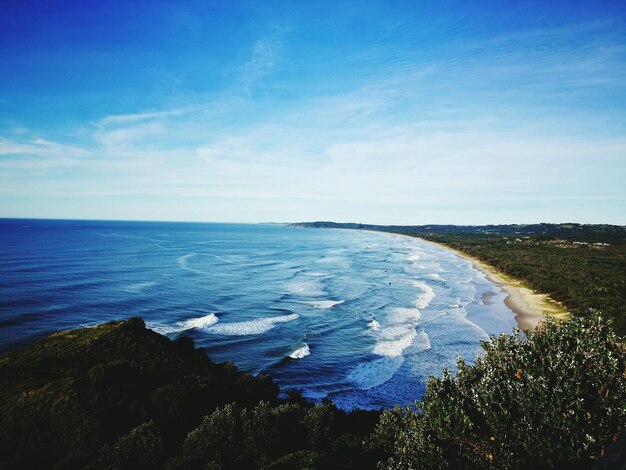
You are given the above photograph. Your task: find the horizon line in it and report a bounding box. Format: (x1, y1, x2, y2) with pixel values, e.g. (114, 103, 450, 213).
(1, 216, 624, 228)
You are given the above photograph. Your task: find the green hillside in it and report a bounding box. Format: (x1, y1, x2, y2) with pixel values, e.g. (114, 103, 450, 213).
(1, 315, 624, 469)
(0, 318, 379, 469)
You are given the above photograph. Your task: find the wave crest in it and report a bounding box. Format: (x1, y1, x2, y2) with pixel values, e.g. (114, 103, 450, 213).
(147, 313, 219, 335)
(289, 343, 310, 359)
(178, 313, 219, 330)
(411, 280, 435, 309)
(208, 313, 299, 336)
(348, 356, 405, 390)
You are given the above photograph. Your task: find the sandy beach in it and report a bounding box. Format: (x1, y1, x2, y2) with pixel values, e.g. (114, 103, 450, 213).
(420, 239, 570, 331)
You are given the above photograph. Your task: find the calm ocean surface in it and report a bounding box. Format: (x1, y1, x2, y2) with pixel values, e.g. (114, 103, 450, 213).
(0, 219, 517, 409)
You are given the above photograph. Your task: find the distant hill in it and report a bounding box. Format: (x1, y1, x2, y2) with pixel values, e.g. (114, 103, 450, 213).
(290, 221, 626, 244)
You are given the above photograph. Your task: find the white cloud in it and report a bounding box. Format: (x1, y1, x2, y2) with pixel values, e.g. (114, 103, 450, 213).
(231, 37, 282, 92)
(97, 108, 191, 127)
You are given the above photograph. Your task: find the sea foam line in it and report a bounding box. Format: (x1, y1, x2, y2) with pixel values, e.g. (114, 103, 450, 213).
(207, 313, 299, 336)
(411, 280, 435, 310)
(348, 356, 405, 390)
(370, 307, 426, 358)
(148, 313, 218, 335)
(178, 313, 219, 330)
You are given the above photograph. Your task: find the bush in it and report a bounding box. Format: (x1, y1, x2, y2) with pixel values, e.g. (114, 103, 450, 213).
(377, 314, 626, 469)
(302, 402, 340, 452)
(99, 420, 162, 469)
(181, 403, 245, 468)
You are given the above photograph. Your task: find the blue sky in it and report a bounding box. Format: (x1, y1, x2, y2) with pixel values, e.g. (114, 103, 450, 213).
(1, 0, 625, 224)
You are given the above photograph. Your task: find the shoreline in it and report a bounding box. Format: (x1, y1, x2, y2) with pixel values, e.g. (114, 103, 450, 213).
(419, 238, 570, 331)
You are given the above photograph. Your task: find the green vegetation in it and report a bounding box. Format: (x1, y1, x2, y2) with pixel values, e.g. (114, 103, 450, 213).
(0, 318, 379, 469)
(374, 314, 626, 469)
(293, 222, 626, 334)
(1, 315, 624, 469)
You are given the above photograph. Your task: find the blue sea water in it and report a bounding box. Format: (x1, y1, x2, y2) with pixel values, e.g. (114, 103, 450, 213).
(0, 219, 517, 410)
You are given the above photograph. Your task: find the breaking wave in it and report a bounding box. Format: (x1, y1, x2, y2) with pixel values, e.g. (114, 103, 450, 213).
(178, 313, 219, 330)
(411, 280, 435, 309)
(289, 343, 310, 359)
(147, 313, 219, 335)
(348, 356, 405, 390)
(208, 313, 299, 336)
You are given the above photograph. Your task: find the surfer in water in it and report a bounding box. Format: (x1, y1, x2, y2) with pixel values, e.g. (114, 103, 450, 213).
(368, 315, 380, 330)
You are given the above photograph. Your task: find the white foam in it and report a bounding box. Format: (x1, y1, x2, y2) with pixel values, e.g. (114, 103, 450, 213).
(370, 307, 427, 357)
(178, 313, 219, 330)
(146, 323, 181, 335)
(368, 319, 381, 330)
(208, 313, 299, 336)
(302, 300, 344, 309)
(348, 356, 405, 390)
(124, 281, 158, 293)
(286, 280, 326, 297)
(411, 330, 432, 352)
(289, 343, 310, 359)
(427, 273, 444, 281)
(147, 313, 219, 335)
(388, 307, 422, 323)
(411, 280, 435, 309)
(373, 329, 417, 357)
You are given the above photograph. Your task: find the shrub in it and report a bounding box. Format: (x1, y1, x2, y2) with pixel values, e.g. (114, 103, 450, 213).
(181, 403, 245, 468)
(377, 314, 626, 469)
(99, 420, 162, 469)
(302, 402, 340, 452)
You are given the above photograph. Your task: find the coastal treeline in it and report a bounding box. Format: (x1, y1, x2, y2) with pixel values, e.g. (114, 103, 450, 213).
(293, 222, 626, 334)
(0, 318, 379, 469)
(1, 315, 624, 469)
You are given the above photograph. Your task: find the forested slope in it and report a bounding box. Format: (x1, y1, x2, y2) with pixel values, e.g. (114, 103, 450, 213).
(0, 318, 380, 469)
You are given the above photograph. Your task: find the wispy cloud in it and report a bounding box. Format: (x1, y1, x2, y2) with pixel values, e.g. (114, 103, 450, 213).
(1, 4, 625, 223)
(96, 108, 192, 127)
(231, 37, 282, 92)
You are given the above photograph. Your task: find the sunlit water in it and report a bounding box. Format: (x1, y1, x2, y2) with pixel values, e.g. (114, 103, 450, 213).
(0, 219, 517, 409)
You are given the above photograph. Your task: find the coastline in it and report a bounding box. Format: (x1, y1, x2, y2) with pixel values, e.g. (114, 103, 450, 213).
(417, 238, 570, 331)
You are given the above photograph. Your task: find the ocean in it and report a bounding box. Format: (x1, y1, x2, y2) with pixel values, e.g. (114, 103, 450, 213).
(0, 219, 517, 410)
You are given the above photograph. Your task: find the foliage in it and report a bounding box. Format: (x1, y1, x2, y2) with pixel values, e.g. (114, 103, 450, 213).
(175, 399, 377, 469)
(375, 314, 626, 469)
(0, 318, 378, 469)
(0, 318, 277, 468)
(99, 420, 162, 470)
